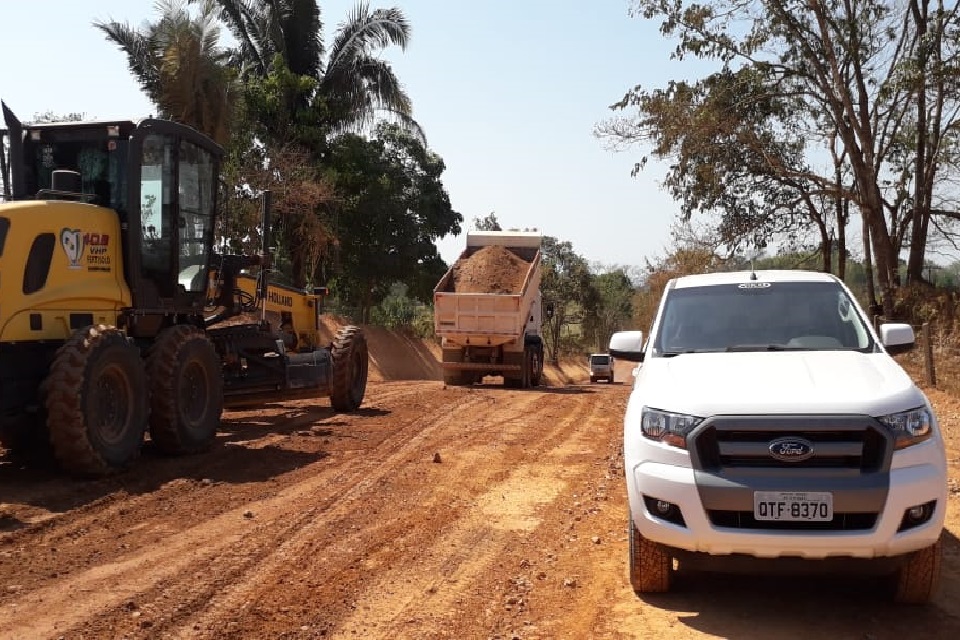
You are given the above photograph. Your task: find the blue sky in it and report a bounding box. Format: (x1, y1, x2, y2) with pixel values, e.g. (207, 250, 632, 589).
(0, 0, 716, 270)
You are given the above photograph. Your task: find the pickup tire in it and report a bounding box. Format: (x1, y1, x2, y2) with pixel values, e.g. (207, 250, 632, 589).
(893, 538, 942, 604)
(628, 512, 672, 594)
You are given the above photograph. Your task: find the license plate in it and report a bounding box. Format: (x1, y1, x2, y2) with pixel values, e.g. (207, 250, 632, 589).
(753, 491, 833, 521)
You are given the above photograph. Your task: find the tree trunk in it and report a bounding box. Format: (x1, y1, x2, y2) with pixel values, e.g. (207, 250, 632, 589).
(548, 307, 563, 366)
(867, 207, 896, 318)
(862, 210, 878, 313)
(837, 198, 848, 280)
(292, 250, 306, 290)
(816, 216, 832, 273)
(906, 0, 930, 284)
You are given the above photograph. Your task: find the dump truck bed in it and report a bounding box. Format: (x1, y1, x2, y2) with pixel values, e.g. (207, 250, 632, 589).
(433, 232, 542, 348)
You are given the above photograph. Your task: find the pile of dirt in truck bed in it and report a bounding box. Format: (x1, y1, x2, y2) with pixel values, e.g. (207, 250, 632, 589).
(447, 245, 530, 294)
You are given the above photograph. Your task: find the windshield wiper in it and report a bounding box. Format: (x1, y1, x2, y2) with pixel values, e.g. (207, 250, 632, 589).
(659, 349, 722, 357)
(725, 344, 790, 352)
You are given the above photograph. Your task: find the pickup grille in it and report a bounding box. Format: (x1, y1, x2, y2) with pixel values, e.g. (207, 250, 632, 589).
(707, 510, 878, 531)
(692, 419, 890, 472)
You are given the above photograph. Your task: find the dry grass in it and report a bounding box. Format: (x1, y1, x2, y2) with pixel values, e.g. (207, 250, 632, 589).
(894, 331, 960, 396)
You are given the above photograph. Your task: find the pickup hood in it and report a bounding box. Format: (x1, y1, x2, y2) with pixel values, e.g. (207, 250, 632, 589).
(633, 351, 926, 417)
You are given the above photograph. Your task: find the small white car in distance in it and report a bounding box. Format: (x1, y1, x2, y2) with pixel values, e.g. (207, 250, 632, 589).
(589, 353, 615, 383)
(609, 269, 947, 604)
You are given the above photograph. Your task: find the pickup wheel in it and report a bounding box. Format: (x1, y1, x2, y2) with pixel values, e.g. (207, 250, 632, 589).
(628, 512, 672, 594)
(893, 538, 942, 604)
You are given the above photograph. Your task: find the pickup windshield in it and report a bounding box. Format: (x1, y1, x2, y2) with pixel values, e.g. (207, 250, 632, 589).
(652, 281, 875, 356)
(591, 355, 610, 365)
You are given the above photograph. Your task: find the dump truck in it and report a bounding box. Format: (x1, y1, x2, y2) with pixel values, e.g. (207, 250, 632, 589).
(0, 101, 368, 476)
(433, 230, 545, 388)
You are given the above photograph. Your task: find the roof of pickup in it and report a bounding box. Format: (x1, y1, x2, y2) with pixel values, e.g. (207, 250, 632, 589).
(671, 269, 840, 289)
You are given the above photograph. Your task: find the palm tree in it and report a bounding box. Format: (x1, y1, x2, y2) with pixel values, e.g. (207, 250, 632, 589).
(94, 0, 237, 146)
(199, 0, 421, 139)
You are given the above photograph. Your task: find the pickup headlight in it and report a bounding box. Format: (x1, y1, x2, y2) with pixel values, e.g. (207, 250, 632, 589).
(641, 407, 703, 449)
(877, 407, 932, 450)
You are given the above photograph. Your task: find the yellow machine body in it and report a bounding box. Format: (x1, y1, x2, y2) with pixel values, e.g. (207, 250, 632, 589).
(0, 199, 132, 343)
(224, 274, 329, 351)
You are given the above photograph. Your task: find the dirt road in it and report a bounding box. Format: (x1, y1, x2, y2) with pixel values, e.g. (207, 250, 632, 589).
(3, 370, 960, 640)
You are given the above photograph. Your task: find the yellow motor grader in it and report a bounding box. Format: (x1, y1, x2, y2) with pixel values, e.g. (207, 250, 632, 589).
(0, 101, 368, 476)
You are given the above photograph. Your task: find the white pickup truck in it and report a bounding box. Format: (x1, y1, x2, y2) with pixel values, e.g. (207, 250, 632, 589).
(609, 270, 947, 604)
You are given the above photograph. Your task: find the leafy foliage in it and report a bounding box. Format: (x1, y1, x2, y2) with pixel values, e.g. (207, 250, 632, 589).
(602, 0, 960, 316)
(540, 236, 594, 363)
(322, 123, 461, 320)
(95, 0, 237, 146)
(473, 212, 502, 231)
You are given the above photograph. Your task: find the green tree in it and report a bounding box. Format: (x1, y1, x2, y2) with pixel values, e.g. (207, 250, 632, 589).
(602, 0, 960, 316)
(94, 0, 237, 146)
(583, 269, 635, 352)
(540, 237, 592, 364)
(324, 123, 461, 321)
(200, 0, 420, 137)
(473, 212, 502, 231)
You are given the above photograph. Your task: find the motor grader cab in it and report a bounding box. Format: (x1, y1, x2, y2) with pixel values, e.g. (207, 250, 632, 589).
(0, 101, 368, 476)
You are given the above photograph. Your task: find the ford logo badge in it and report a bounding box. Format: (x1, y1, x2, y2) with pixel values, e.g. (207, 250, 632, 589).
(768, 437, 815, 462)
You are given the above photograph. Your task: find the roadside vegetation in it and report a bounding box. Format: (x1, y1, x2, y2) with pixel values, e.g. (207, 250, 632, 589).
(6, 0, 959, 367)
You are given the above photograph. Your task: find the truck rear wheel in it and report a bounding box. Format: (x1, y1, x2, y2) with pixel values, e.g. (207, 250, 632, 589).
(441, 348, 472, 386)
(529, 348, 542, 387)
(147, 325, 223, 455)
(442, 370, 472, 386)
(628, 512, 672, 594)
(893, 538, 942, 604)
(331, 325, 369, 411)
(42, 325, 148, 476)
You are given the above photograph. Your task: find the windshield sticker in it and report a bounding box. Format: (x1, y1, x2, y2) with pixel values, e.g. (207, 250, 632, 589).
(738, 282, 772, 289)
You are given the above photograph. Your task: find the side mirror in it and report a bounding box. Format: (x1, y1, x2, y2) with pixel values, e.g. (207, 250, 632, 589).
(880, 323, 915, 355)
(609, 330, 645, 362)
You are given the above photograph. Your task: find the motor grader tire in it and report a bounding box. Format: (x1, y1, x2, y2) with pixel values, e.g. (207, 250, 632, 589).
(331, 325, 369, 412)
(147, 325, 224, 455)
(41, 324, 149, 477)
(628, 512, 673, 594)
(893, 537, 943, 605)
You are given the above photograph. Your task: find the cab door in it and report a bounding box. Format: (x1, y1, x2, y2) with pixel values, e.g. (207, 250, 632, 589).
(126, 120, 222, 319)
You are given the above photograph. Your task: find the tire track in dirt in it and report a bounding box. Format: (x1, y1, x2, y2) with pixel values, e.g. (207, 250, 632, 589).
(1, 384, 511, 638)
(316, 387, 609, 639)
(158, 387, 562, 638)
(0, 381, 475, 638)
